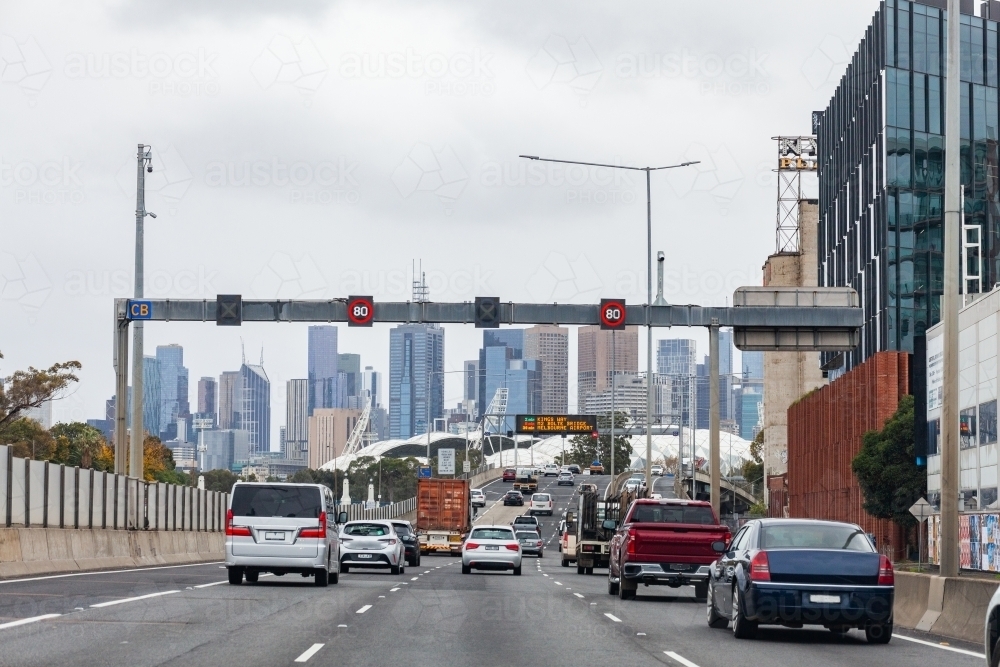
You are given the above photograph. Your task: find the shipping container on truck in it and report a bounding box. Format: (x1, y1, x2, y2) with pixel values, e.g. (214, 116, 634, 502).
(416, 478, 471, 555)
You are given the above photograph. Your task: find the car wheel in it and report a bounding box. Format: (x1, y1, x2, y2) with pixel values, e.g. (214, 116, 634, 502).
(619, 579, 636, 600)
(586, 567, 594, 575)
(400, 564, 405, 574)
(416, 555, 421, 567)
(577, 565, 585, 575)
(539, 550, 544, 559)
(341, 564, 350, 574)
(992, 635, 1000, 667)
(462, 564, 471, 574)
(865, 622, 892, 644)
(513, 566, 522, 576)
(732, 585, 757, 639)
(315, 568, 329, 587)
(829, 626, 849, 636)
(390, 565, 401, 575)
(330, 561, 340, 585)
(694, 582, 709, 601)
(244, 570, 259, 584)
(608, 573, 620, 596)
(227, 567, 243, 585)
(707, 586, 728, 628)
(562, 559, 568, 567)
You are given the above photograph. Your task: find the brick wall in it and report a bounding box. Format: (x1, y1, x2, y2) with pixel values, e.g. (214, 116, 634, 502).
(786, 352, 909, 559)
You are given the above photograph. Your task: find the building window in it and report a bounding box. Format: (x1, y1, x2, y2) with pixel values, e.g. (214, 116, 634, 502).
(981, 400, 998, 445)
(961, 407, 978, 449)
(982, 487, 999, 510)
(928, 418, 940, 455)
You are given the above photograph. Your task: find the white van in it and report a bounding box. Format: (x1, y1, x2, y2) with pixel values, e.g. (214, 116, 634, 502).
(529, 492, 554, 516)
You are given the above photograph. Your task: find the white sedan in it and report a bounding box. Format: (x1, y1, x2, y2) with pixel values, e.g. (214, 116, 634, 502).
(339, 520, 406, 575)
(462, 525, 522, 575)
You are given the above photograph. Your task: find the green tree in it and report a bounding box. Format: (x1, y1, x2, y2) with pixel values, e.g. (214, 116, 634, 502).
(143, 435, 190, 485)
(565, 412, 632, 471)
(741, 430, 764, 493)
(1, 417, 55, 460)
(0, 351, 81, 432)
(852, 395, 925, 528)
(49, 422, 113, 471)
(202, 469, 238, 493)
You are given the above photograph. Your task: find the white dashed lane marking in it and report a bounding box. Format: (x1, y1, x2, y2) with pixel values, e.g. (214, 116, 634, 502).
(604, 613, 622, 622)
(294, 643, 325, 663)
(356, 605, 372, 614)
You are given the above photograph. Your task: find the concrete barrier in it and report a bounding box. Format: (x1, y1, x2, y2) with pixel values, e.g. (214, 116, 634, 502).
(0, 527, 223, 579)
(469, 467, 503, 489)
(894, 570, 998, 645)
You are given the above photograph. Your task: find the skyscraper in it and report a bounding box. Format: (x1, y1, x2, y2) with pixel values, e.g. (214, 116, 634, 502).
(155, 344, 189, 441)
(197, 377, 217, 424)
(464, 360, 479, 406)
(658, 339, 698, 429)
(286, 379, 309, 463)
(337, 352, 362, 407)
(142, 356, 161, 437)
(308, 325, 338, 415)
(389, 324, 444, 438)
(577, 326, 639, 403)
(742, 352, 764, 382)
(524, 325, 569, 414)
(477, 330, 524, 417)
(504, 359, 543, 428)
(218, 371, 241, 430)
(240, 363, 270, 455)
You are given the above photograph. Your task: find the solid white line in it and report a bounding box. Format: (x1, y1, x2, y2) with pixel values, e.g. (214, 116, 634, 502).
(356, 605, 372, 614)
(604, 613, 622, 622)
(294, 643, 325, 663)
(894, 634, 985, 658)
(664, 651, 701, 667)
(193, 581, 227, 588)
(0, 614, 61, 631)
(0, 561, 224, 585)
(90, 590, 180, 608)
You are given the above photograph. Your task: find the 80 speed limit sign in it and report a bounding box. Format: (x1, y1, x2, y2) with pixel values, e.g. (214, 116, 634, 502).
(346, 295, 375, 327)
(600, 298, 627, 330)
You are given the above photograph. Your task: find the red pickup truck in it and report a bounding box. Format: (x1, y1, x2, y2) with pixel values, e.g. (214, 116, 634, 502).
(607, 498, 730, 601)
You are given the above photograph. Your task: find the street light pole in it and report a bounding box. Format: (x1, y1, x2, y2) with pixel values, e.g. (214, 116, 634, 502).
(519, 155, 698, 495)
(130, 144, 154, 479)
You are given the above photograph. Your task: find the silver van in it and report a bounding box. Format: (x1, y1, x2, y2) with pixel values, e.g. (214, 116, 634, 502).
(226, 482, 345, 587)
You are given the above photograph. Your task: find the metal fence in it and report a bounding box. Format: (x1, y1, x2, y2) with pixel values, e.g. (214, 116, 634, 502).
(336, 496, 416, 521)
(0, 445, 228, 531)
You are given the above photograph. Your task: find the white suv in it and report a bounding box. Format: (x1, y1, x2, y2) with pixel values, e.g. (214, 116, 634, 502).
(470, 488, 486, 508)
(529, 493, 554, 516)
(543, 464, 559, 476)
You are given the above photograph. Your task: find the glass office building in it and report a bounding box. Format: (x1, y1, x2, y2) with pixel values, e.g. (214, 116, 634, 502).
(389, 324, 445, 438)
(818, 0, 998, 374)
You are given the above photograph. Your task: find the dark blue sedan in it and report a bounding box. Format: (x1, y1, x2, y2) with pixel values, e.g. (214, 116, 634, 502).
(706, 518, 894, 644)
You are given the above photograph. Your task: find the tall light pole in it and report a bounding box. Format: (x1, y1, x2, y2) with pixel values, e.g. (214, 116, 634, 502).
(131, 144, 155, 479)
(519, 155, 699, 492)
(939, 0, 961, 577)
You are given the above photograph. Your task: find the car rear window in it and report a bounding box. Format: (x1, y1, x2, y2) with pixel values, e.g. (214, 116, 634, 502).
(471, 528, 514, 540)
(231, 485, 321, 518)
(630, 504, 716, 525)
(516, 532, 538, 541)
(760, 523, 874, 552)
(344, 523, 391, 536)
(392, 524, 412, 536)
(533, 494, 550, 501)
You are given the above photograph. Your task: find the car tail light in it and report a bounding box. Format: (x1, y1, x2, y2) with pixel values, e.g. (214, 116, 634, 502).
(225, 509, 251, 537)
(878, 555, 894, 586)
(505, 544, 519, 551)
(378, 538, 398, 545)
(299, 512, 327, 539)
(626, 528, 637, 556)
(465, 541, 480, 550)
(536, 541, 543, 547)
(749, 550, 770, 582)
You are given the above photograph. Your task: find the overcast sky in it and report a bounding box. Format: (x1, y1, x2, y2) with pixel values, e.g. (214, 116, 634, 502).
(0, 0, 876, 444)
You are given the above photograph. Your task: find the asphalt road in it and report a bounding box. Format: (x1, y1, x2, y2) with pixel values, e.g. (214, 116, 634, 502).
(0, 472, 987, 667)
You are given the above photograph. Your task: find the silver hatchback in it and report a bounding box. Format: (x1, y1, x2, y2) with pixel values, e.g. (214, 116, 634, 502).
(225, 482, 342, 587)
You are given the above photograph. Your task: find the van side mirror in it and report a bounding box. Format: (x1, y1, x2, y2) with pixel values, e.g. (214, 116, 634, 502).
(711, 540, 727, 553)
(337, 511, 349, 524)
(602, 520, 617, 531)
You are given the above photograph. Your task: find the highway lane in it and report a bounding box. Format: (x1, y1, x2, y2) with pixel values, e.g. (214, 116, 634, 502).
(0, 472, 981, 667)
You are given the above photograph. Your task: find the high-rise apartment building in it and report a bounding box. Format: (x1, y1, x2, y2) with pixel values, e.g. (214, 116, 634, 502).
(142, 356, 161, 437)
(286, 379, 309, 463)
(197, 377, 217, 424)
(337, 353, 363, 407)
(389, 324, 444, 438)
(240, 363, 270, 455)
(308, 326, 338, 415)
(500, 359, 543, 431)
(155, 344, 189, 441)
(524, 325, 569, 414)
(742, 352, 764, 382)
(218, 371, 241, 430)
(577, 326, 639, 402)
(308, 408, 363, 468)
(817, 0, 993, 375)
(657, 339, 697, 427)
(464, 360, 479, 407)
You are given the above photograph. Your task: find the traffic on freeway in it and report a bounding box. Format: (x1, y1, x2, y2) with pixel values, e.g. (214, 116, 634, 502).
(0, 471, 986, 667)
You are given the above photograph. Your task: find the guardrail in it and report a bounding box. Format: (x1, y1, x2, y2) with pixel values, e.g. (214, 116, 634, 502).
(336, 496, 416, 522)
(1, 445, 228, 532)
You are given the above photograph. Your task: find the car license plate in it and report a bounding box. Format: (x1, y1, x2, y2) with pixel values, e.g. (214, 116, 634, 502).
(809, 594, 841, 604)
(357, 554, 373, 559)
(486, 545, 499, 551)
(670, 564, 688, 570)
(264, 532, 284, 541)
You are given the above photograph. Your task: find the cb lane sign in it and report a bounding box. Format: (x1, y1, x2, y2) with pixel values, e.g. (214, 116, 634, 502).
(128, 300, 153, 320)
(347, 296, 374, 326)
(600, 298, 627, 330)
